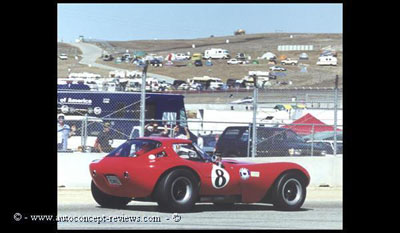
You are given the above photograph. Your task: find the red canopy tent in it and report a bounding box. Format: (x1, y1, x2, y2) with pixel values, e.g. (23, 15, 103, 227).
(282, 113, 341, 135)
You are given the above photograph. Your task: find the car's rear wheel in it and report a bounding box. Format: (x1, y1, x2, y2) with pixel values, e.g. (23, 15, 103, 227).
(272, 172, 307, 211)
(154, 169, 199, 213)
(91, 181, 131, 208)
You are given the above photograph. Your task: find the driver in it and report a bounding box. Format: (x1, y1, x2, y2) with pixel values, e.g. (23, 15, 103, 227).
(135, 143, 153, 156)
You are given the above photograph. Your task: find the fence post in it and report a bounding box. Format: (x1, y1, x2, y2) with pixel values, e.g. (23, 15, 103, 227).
(311, 124, 314, 156)
(140, 62, 148, 137)
(251, 75, 258, 158)
(81, 115, 85, 151)
(83, 113, 88, 152)
(334, 75, 339, 156)
(247, 123, 251, 157)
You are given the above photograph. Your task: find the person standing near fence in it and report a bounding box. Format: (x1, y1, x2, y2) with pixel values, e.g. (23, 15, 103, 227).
(57, 114, 70, 151)
(173, 124, 190, 139)
(144, 122, 168, 137)
(94, 122, 113, 153)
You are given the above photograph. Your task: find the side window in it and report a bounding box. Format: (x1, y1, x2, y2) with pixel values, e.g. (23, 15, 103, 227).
(240, 129, 249, 142)
(173, 143, 202, 161)
(273, 131, 286, 141)
(223, 128, 240, 139)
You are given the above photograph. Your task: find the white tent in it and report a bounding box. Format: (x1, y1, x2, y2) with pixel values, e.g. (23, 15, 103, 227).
(258, 52, 276, 60)
(299, 52, 309, 60)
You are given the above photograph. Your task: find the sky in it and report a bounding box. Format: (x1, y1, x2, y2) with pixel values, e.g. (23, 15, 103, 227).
(58, 3, 342, 42)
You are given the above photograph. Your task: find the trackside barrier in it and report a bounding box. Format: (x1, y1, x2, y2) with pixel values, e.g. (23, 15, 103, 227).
(57, 153, 342, 188)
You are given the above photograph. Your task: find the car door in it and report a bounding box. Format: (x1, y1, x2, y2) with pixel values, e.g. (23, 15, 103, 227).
(171, 143, 241, 196)
(195, 160, 241, 196)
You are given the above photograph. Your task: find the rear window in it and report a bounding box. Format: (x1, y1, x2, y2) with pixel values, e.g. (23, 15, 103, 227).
(107, 139, 161, 157)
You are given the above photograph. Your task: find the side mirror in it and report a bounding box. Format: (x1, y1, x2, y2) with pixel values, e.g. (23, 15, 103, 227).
(211, 155, 222, 166)
(188, 151, 197, 158)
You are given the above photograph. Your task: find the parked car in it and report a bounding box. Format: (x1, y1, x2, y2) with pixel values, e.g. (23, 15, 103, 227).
(191, 53, 203, 61)
(236, 53, 246, 60)
(90, 137, 310, 212)
(281, 58, 298, 66)
(226, 79, 238, 88)
(269, 66, 286, 71)
(303, 131, 343, 154)
(177, 83, 190, 90)
(175, 53, 190, 60)
(189, 83, 203, 91)
(103, 54, 113, 61)
(59, 53, 68, 60)
(115, 57, 123, 63)
(227, 58, 244, 65)
(171, 80, 186, 89)
(194, 59, 203, 67)
(150, 59, 163, 67)
(215, 126, 328, 157)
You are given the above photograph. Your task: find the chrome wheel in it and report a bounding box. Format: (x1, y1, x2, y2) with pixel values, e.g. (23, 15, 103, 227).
(171, 177, 192, 203)
(281, 178, 302, 205)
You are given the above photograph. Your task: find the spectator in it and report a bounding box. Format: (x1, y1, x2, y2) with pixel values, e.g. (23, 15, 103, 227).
(57, 114, 70, 151)
(94, 122, 113, 153)
(144, 122, 168, 137)
(173, 124, 190, 139)
(69, 124, 77, 137)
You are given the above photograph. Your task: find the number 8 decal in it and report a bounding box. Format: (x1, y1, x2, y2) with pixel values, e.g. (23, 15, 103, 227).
(211, 165, 230, 189)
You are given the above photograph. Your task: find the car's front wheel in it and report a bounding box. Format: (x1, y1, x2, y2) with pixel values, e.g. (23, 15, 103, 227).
(91, 181, 131, 208)
(154, 169, 199, 212)
(272, 172, 307, 211)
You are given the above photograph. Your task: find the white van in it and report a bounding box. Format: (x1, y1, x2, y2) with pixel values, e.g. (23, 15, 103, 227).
(188, 76, 224, 90)
(316, 56, 338, 66)
(204, 48, 230, 59)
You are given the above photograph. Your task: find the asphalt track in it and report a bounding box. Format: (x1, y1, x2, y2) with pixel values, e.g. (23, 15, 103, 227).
(57, 188, 342, 230)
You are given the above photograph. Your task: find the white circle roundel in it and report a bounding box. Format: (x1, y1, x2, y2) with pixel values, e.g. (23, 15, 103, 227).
(94, 107, 102, 115)
(239, 168, 250, 180)
(211, 165, 230, 189)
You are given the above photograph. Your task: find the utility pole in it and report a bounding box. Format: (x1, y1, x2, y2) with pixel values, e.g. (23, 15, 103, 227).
(333, 75, 339, 155)
(139, 60, 148, 137)
(251, 75, 258, 158)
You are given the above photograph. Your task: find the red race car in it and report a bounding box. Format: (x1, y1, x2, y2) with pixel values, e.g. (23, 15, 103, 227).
(89, 137, 310, 212)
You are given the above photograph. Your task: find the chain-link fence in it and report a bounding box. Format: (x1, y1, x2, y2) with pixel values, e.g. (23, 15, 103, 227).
(57, 116, 342, 157)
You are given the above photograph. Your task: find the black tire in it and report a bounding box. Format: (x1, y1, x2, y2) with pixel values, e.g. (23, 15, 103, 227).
(91, 180, 131, 208)
(154, 169, 199, 213)
(272, 172, 307, 211)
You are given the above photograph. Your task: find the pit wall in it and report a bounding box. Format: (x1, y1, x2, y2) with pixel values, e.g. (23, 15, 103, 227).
(58, 153, 342, 188)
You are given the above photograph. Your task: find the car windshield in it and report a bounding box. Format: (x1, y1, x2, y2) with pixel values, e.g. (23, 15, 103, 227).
(192, 142, 212, 161)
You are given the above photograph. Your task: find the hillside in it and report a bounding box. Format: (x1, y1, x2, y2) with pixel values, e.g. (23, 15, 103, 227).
(58, 33, 343, 87)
